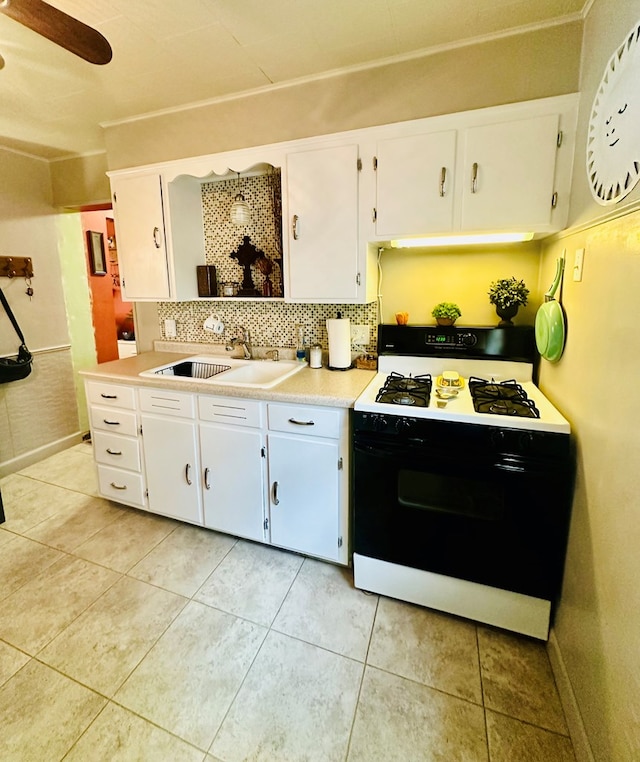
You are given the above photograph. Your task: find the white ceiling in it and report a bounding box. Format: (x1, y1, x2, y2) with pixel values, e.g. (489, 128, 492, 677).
(0, 0, 587, 160)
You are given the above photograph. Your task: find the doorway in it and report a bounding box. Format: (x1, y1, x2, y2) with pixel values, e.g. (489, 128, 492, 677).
(81, 208, 135, 362)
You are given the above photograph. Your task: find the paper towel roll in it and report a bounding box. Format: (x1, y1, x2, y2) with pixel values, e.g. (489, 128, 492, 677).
(327, 318, 351, 369)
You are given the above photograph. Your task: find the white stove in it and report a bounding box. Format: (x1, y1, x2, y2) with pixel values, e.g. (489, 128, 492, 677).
(352, 325, 574, 640)
(355, 355, 570, 434)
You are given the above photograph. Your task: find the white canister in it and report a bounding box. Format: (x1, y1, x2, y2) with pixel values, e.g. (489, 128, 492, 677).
(310, 344, 322, 368)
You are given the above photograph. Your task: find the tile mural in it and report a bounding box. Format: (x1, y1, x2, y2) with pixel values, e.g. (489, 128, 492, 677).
(157, 170, 379, 353)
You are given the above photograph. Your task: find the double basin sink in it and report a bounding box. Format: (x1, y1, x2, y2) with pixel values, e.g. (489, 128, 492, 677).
(139, 355, 306, 389)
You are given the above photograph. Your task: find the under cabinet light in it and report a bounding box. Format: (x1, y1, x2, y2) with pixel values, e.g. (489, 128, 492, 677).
(390, 232, 535, 248)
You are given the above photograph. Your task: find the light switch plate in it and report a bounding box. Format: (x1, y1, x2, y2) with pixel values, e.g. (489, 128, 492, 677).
(164, 318, 177, 338)
(573, 248, 585, 282)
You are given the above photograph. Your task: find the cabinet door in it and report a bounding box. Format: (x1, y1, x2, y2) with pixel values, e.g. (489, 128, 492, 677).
(141, 414, 202, 524)
(111, 173, 171, 300)
(200, 422, 265, 542)
(286, 144, 359, 301)
(375, 130, 457, 236)
(268, 433, 341, 561)
(460, 114, 559, 231)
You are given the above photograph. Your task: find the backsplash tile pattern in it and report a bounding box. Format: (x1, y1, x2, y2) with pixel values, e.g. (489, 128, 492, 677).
(157, 301, 378, 354)
(200, 171, 283, 297)
(159, 169, 378, 353)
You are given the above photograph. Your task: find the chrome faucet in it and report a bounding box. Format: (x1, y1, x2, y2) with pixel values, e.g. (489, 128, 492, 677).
(227, 325, 252, 359)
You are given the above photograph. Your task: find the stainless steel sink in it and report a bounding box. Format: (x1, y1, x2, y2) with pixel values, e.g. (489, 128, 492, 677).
(140, 356, 306, 389)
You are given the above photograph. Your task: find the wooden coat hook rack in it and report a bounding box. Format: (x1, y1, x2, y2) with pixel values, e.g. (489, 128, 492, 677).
(0, 256, 34, 279)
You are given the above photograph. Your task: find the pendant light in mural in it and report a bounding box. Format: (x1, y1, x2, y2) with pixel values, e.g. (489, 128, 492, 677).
(230, 172, 251, 225)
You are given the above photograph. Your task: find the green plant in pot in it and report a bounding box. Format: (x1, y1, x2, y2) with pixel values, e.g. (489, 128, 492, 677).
(488, 277, 529, 326)
(431, 302, 462, 326)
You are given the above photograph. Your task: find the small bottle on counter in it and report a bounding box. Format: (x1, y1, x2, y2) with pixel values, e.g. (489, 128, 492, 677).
(295, 324, 306, 362)
(310, 344, 322, 368)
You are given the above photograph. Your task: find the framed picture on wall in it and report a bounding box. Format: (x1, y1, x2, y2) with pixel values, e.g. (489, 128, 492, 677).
(87, 230, 107, 276)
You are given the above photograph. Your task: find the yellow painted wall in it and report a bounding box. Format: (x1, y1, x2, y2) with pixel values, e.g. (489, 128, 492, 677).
(378, 241, 542, 326)
(537, 2, 640, 760)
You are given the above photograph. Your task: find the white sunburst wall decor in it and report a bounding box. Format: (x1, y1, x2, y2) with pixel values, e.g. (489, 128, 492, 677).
(586, 19, 640, 205)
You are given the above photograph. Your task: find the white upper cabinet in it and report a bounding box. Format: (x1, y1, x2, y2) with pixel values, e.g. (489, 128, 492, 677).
(459, 113, 560, 231)
(375, 130, 457, 237)
(110, 173, 171, 300)
(372, 94, 577, 240)
(285, 143, 360, 302)
(110, 171, 205, 301)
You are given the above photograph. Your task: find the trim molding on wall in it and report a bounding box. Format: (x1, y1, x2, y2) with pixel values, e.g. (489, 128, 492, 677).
(0, 432, 85, 479)
(547, 628, 595, 762)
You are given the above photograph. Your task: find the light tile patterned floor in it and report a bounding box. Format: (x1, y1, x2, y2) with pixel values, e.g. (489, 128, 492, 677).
(0, 443, 576, 761)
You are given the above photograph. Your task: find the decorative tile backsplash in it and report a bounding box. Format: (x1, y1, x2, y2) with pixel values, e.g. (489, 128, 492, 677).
(157, 300, 379, 353)
(201, 171, 283, 297)
(158, 169, 378, 353)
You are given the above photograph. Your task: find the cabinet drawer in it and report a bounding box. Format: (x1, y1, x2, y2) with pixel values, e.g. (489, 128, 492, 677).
(93, 431, 141, 472)
(86, 381, 136, 409)
(267, 403, 341, 439)
(198, 395, 263, 428)
(90, 406, 138, 437)
(139, 388, 195, 418)
(97, 465, 145, 507)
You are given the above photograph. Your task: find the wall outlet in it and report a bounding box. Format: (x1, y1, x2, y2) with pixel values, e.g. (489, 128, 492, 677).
(351, 324, 370, 345)
(164, 318, 177, 338)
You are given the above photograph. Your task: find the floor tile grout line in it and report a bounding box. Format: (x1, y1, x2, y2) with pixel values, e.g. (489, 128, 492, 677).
(485, 706, 575, 739)
(476, 625, 492, 761)
(344, 592, 380, 762)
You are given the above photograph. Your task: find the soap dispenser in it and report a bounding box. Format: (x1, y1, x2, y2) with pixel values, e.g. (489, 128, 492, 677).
(295, 324, 306, 362)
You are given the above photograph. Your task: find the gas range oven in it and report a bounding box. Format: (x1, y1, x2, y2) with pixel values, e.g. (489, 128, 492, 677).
(352, 325, 574, 640)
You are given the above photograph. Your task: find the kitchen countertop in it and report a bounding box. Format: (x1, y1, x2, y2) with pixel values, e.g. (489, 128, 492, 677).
(80, 349, 376, 408)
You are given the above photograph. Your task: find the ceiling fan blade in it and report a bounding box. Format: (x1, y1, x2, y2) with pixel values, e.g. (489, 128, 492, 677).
(0, 0, 112, 65)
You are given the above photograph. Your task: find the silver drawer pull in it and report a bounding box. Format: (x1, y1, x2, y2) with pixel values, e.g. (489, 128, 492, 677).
(106, 448, 122, 456)
(439, 166, 447, 197)
(100, 393, 118, 399)
(288, 418, 315, 426)
(292, 214, 300, 240)
(471, 162, 478, 194)
(204, 467, 211, 490)
(110, 482, 127, 490)
(153, 226, 162, 248)
(185, 463, 192, 485)
(103, 419, 120, 425)
(271, 481, 279, 505)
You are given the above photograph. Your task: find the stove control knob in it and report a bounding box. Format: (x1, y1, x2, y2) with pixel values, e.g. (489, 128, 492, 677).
(460, 332, 477, 347)
(518, 431, 534, 451)
(394, 417, 414, 434)
(372, 415, 388, 432)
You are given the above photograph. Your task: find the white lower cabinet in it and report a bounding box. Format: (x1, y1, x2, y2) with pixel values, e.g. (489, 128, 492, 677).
(140, 413, 203, 524)
(86, 383, 348, 563)
(199, 395, 266, 541)
(86, 381, 146, 510)
(266, 403, 348, 563)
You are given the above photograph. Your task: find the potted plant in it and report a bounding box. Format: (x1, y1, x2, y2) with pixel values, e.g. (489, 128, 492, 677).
(488, 277, 529, 325)
(431, 302, 462, 326)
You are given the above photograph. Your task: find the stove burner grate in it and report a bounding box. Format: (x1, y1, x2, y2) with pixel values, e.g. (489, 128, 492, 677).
(468, 376, 540, 419)
(376, 372, 432, 407)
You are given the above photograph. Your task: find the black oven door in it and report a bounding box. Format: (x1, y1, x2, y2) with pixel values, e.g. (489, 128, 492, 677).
(352, 431, 572, 601)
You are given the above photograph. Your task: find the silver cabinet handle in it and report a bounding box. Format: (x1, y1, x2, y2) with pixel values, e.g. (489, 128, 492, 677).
(471, 162, 478, 194)
(439, 166, 447, 197)
(292, 215, 299, 240)
(110, 482, 127, 490)
(204, 467, 211, 490)
(106, 448, 122, 456)
(272, 481, 279, 505)
(288, 418, 315, 426)
(153, 226, 162, 248)
(185, 463, 192, 485)
(100, 393, 117, 399)
(103, 419, 120, 426)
